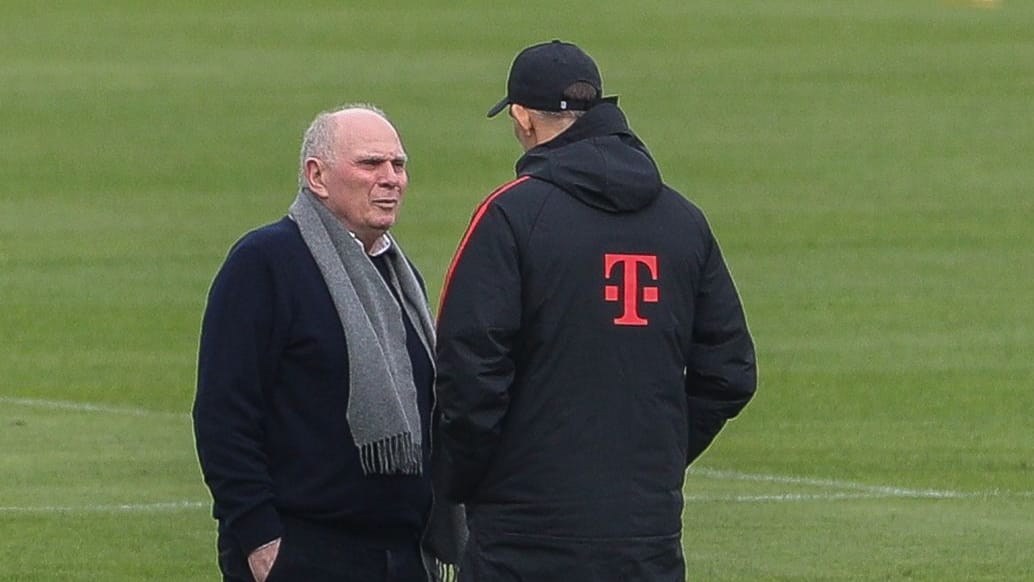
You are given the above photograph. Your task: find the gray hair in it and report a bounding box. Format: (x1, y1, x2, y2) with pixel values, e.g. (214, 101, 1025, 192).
(531, 109, 586, 122)
(298, 103, 391, 189)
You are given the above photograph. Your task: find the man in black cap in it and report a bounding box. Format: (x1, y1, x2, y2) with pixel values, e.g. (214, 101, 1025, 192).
(433, 41, 758, 580)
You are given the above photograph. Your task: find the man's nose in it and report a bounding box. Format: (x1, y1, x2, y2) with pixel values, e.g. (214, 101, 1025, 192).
(378, 162, 403, 185)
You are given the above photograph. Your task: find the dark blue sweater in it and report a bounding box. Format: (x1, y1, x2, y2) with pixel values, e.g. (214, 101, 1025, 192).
(194, 217, 433, 555)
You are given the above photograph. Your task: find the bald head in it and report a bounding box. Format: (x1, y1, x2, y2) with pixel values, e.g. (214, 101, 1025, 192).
(298, 104, 403, 189)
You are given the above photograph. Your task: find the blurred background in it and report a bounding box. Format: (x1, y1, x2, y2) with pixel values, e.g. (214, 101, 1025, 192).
(1, 1, 1031, 579)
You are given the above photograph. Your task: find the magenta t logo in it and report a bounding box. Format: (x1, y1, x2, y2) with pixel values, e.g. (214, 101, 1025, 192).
(604, 253, 659, 326)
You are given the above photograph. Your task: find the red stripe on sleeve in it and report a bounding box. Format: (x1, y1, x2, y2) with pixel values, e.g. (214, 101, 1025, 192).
(437, 176, 531, 319)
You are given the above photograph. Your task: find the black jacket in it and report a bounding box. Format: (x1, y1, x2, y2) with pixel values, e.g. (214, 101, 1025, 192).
(193, 218, 433, 557)
(435, 104, 757, 545)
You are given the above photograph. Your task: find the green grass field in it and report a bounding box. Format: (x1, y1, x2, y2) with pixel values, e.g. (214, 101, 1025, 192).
(2, 1, 1032, 579)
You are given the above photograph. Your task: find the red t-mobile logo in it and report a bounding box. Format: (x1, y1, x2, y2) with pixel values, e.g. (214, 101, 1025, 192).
(604, 253, 659, 326)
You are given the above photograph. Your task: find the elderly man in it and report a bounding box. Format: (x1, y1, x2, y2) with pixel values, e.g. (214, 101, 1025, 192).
(194, 105, 436, 582)
(434, 41, 758, 581)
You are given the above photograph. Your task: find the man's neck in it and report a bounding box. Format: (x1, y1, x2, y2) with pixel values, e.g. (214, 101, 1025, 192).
(528, 119, 576, 150)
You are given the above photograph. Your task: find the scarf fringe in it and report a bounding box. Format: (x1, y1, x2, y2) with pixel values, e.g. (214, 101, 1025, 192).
(432, 560, 458, 582)
(359, 433, 422, 475)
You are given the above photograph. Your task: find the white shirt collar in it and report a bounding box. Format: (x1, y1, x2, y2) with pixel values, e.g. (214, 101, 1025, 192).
(352, 231, 392, 257)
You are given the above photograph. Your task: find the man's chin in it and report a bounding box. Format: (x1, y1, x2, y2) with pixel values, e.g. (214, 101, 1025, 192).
(371, 213, 399, 230)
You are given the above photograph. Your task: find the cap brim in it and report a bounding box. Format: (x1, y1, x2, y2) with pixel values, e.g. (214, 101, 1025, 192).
(486, 97, 510, 118)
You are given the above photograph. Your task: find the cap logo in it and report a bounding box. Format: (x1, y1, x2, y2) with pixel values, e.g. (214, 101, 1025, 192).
(560, 100, 568, 110)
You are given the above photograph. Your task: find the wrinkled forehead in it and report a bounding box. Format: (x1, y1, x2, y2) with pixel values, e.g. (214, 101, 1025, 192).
(334, 111, 406, 158)
(349, 140, 407, 161)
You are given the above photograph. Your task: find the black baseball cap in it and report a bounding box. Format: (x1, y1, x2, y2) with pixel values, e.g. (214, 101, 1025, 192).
(486, 40, 615, 118)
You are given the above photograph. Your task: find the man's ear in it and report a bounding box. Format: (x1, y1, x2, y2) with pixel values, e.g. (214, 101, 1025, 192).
(303, 158, 330, 199)
(510, 104, 534, 135)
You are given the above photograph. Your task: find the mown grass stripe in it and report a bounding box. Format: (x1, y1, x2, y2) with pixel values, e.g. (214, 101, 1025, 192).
(0, 501, 208, 514)
(689, 467, 1028, 499)
(1, 396, 187, 419)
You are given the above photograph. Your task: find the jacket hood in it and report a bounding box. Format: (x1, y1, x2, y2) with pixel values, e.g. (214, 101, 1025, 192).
(515, 103, 662, 213)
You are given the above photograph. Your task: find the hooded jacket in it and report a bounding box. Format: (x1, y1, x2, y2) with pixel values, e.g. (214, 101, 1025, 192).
(435, 103, 756, 547)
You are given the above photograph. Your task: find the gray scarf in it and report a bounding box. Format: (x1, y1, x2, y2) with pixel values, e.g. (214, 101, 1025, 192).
(289, 188, 435, 475)
(290, 188, 465, 579)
